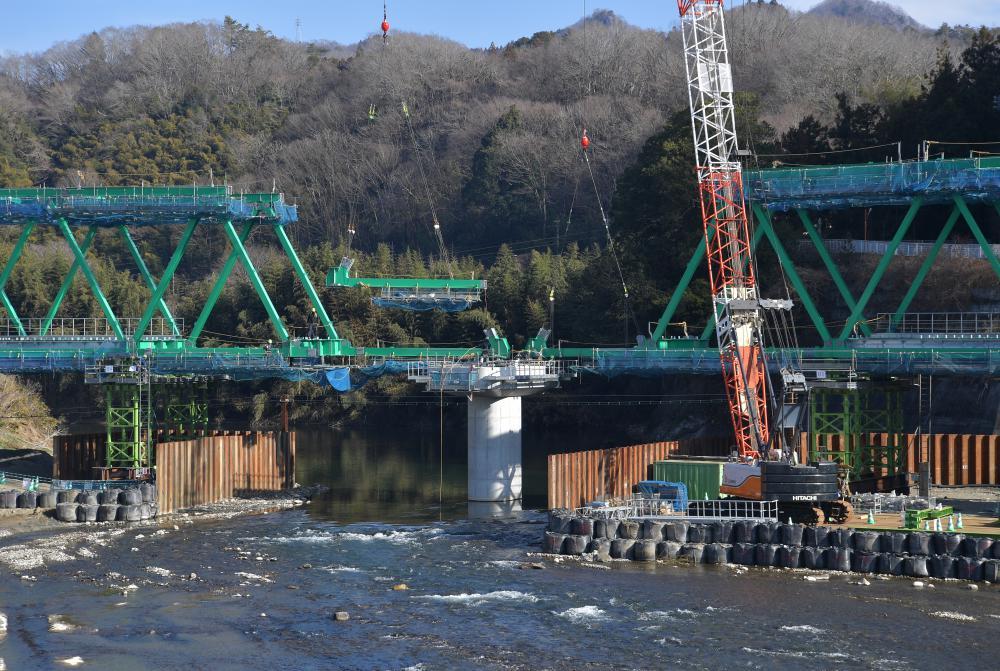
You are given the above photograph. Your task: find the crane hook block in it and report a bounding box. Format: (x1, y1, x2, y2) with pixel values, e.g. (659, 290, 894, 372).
(581, 131, 590, 150)
(381, 20, 390, 34)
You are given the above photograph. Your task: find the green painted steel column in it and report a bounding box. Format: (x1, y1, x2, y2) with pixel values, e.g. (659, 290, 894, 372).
(41, 226, 97, 336)
(796, 209, 871, 337)
(133, 218, 198, 343)
(953, 197, 1000, 281)
(891, 205, 961, 328)
(272, 223, 338, 340)
(650, 228, 713, 346)
(836, 198, 922, 342)
(58, 219, 125, 341)
(753, 204, 832, 343)
(223, 220, 289, 341)
(188, 222, 254, 345)
(118, 225, 180, 336)
(699, 224, 766, 341)
(0, 221, 34, 336)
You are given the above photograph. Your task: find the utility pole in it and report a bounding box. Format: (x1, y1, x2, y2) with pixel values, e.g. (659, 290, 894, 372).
(280, 396, 290, 432)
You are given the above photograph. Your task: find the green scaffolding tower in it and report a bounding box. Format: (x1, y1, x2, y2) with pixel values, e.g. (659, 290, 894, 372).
(163, 379, 210, 439)
(808, 386, 906, 480)
(105, 382, 151, 469)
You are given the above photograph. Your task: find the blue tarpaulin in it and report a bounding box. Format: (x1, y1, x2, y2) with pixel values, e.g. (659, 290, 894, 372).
(325, 367, 352, 391)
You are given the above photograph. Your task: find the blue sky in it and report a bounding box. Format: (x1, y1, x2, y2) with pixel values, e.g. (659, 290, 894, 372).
(0, 1, 996, 55)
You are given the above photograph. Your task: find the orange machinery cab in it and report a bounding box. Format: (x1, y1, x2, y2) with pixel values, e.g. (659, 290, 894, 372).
(720, 462, 762, 500)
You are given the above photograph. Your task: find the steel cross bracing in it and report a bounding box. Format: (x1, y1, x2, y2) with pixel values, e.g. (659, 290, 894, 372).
(678, 0, 770, 459)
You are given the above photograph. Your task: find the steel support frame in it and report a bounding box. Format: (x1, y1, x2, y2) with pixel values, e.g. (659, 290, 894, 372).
(808, 386, 904, 479)
(105, 383, 149, 468)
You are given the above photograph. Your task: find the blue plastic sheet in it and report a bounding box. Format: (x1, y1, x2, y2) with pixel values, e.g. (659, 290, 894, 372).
(325, 367, 351, 391)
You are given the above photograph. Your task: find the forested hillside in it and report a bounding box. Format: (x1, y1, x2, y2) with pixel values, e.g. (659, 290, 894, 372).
(0, 2, 997, 426)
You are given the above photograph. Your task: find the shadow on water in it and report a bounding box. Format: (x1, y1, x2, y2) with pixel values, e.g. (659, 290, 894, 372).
(295, 421, 608, 524)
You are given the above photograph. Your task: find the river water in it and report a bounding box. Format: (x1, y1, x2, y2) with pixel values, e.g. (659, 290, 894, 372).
(0, 426, 998, 670)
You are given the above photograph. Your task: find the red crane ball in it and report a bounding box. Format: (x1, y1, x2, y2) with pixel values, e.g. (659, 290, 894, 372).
(581, 132, 590, 150)
(381, 20, 390, 34)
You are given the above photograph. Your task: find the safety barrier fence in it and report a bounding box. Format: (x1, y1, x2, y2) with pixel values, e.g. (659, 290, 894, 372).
(155, 431, 294, 514)
(548, 433, 1000, 509)
(799, 238, 1000, 260)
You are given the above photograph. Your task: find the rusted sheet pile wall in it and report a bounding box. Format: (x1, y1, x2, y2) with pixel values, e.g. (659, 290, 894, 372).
(156, 431, 295, 514)
(549, 433, 1000, 509)
(548, 437, 730, 510)
(53, 433, 105, 480)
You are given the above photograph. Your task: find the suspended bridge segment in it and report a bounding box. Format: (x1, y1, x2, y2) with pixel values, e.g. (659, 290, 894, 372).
(540, 157, 1000, 377)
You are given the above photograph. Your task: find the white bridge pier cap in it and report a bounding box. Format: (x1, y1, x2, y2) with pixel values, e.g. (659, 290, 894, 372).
(408, 358, 567, 502)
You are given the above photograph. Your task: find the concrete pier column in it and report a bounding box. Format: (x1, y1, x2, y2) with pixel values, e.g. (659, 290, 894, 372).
(467, 395, 522, 502)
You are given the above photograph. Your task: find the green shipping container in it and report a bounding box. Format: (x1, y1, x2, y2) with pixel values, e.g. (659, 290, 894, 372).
(652, 460, 725, 501)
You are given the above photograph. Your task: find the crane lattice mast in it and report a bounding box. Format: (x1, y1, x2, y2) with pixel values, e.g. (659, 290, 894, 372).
(677, 0, 769, 460)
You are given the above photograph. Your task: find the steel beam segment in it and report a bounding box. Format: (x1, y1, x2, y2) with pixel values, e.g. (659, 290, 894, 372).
(272, 223, 338, 340)
(954, 197, 1000, 281)
(796, 209, 870, 337)
(41, 226, 97, 336)
(58, 219, 125, 341)
(0, 221, 34, 336)
(753, 205, 832, 343)
(223, 220, 289, 341)
(133, 218, 198, 343)
(891, 205, 961, 328)
(650, 228, 713, 345)
(188, 222, 253, 345)
(699, 223, 765, 340)
(836, 198, 922, 342)
(118, 225, 180, 335)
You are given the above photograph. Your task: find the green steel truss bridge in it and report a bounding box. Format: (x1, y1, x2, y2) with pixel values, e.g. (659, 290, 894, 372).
(0, 160, 997, 469)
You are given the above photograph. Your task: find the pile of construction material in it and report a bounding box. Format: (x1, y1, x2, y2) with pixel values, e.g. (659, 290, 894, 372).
(544, 511, 1000, 582)
(52, 484, 158, 523)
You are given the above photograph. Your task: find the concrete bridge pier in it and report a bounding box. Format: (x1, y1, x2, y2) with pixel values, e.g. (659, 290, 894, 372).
(467, 395, 523, 502)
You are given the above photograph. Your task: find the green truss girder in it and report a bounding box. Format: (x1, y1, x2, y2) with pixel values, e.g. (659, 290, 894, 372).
(133, 218, 197, 343)
(891, 205, 960, 328)
(58, 218, 125, 341)
(273, 224, 339, 341)
(188, 222, 253, 344)
(223, 220, 289, 341)
(119, 225, 180, 335)
(0, 222, 34, 336)
(41, 226, 97, 336)
(327, 264, 485, 291)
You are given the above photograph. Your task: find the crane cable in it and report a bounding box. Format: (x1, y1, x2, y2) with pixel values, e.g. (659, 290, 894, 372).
(402, 101, 455, 279)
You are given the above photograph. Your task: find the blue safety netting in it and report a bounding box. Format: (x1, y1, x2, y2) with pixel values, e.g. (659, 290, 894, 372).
(745, 157, 1000, 211)
(372, 295, 475, 312)
(0, 195, 296, 226)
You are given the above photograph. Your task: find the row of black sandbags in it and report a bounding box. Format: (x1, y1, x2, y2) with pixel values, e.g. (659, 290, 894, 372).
(546, 513, 999, 559)
(55, 500, 157, 523)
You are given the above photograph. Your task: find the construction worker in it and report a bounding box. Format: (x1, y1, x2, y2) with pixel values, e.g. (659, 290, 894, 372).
(307, 308, 318, 339)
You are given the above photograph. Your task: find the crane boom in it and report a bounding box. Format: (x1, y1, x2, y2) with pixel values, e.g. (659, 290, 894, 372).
(677, 0, 769, 461)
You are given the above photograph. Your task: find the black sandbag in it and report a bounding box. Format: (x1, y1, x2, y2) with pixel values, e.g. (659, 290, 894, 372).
(571, 517, 594, 537)
(704, 543, 728, 565)
(779, 545, 801, 569)
(930, 555, 955, 579)
(15, 491, 36, 509)
(824, 547, 851, 572)
(880, 532, 906, 554)
(984, 560, 1000, 583)
(686, 524, 708, 544)
(852, 553, 878, 573)
(733, 521, 757, 544)
(98, 490, 120, 505)
(594, 519, 619, 540)
(140, 482, 154, 503)
(804, 526, 830, 548)
(961, 537, 993, 559)
(97, 504, 118, 522)
(36, 492, 57, 508)
(80, 503, 99, 522)
(679, 544, 704, 563)
(642, 520, 665, 540)
(544, 532, 567, 554)
(733, 543, 756, 565)
(76, 492, 98, 506)
(56, 502, 78, 522)
(800, 546, 824, 570)
(56, 490, 76, 504)
(756, 522, 779, 544)
(780, 524, 804, 547)
(957, 557, 985, 581)
(618, 521, 640, 540)
(0, 491, 12, 509)
(709, 521, 734, 544)
(4, 490, 16, 508)
(906, 532, 930, 556)
(943, 533, 963, 555)
(755, 544, 779, 567)
(611, 538, 635, 559)
(853, 531, 879, 553)
(633, 540, 657, 562)
(878, 553, 905, 576)
(119, 489, 142, 506)
(975, 537, 995, 559)
(931, 532, 959, 555)
(547, 512, 572, 533)
(563, 534, 590, 555)
(665, 521, 689, 543)
(905, 556, 929, 578)
(657, 541, 682, 559)
(828, 528, 853, 549)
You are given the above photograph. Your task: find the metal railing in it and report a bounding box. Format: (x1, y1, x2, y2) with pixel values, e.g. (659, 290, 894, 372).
(0, 317, 182, 339)
(799, 238, 1000, 260)
(873, 312, 1000, 335)
(576, 497, 779, 522)
(407, 357, 567, 392)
